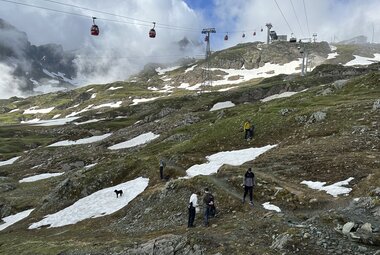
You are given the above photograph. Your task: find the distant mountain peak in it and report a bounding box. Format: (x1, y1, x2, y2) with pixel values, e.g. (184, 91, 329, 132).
(338, 35, 368, 45)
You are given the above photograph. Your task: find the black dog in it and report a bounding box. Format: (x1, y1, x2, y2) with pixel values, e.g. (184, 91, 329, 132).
(114, 189, 123, 198)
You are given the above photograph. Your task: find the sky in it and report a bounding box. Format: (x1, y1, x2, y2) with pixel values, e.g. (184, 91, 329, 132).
(1, 0, 379, 54)
(1, 0, 380, 95)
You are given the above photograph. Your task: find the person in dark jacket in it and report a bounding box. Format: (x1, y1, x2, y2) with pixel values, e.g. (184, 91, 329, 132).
(242, 167, 256, 205)
(159, 159, 165, 180)
(202, 188, 214, 227)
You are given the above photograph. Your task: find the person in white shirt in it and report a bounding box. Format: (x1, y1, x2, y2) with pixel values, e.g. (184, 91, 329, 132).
(188, 191, 200, 228)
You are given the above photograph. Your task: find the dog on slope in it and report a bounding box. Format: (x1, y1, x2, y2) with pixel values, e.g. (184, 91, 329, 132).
(114, 189, 123, 198)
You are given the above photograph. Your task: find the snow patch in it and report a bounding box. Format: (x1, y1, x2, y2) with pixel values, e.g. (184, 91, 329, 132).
(345, 54, 380, 66)
(19, 173, 64, 183)
(261, 91, 306, 102)
(327, 52, 339, 60)
(301, 177, 354, 197)
(131, 97, 160, 106)
(210, 101, 236, 111)
(186, 145, 277, 177)
(29, 177, 149, 228)
(24, 107, 54, 114)
(93, 101, 122, 109)
(32, 117, 80, 126)
(185, 64, 197, 73)
(107, 86, 123, 91)
(156, 66, 181, 75)
(0, 209, 34, 231)
(0, 156, 21, 166)
(108, 132, 160, 150)
(48, 133, 112, 147)
(74, 118, 105, 125)
(262, 202, 281, 212)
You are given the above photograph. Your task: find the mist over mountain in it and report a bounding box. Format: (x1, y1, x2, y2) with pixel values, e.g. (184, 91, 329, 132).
(0, 18, 77, 98)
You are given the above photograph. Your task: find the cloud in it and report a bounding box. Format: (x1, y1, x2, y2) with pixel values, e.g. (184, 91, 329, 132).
(0, 0, 206, 87)
(0, 63, 27, 99)
(209, 0, 380, 46)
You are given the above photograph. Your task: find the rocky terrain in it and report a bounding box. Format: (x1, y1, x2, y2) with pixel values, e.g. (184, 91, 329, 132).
(0, 39, 379, 255)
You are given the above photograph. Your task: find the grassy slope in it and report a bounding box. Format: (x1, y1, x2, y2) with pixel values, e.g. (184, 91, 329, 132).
(0, 67, 379, 254)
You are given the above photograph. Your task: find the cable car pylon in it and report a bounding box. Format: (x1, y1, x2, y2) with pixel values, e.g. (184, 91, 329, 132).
(201, 28, 216, 86)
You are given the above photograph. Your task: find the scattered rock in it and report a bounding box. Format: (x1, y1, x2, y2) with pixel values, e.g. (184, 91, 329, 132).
(270, 233, 292, 250)
(342, 222, 355, 235)
(361, 223, 373, 233)
(279, 108, 294, 116)
(319, 88, 333, 96)
(307, 111, 327, 123)
(332, 79, 348, 90)
(373, 99, 380, 111)
(295, 115, 308, 124)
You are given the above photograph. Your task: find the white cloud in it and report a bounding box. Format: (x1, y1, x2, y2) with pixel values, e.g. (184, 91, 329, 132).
(0, 63, 27, 99)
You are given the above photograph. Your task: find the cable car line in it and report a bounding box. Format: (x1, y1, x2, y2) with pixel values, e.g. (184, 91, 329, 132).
(36, 0, 202, 32)
(0, 0, 279, 40)
(302, 0, 311, 37)
(273, 0, 294, 35)
(289, 0, 304, 37)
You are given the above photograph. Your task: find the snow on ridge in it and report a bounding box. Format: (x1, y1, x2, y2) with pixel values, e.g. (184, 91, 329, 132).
(185, 64, 197, 73)
(107, 86, 123, 91)
(327, 52, 339, 60)
(48, 133, 112, 147)
(210, 101, 235, 111)
(66, 105, 94, 118)
(19, 173, 64, 183)
(345, 54, 380, 66)
(0, 156, 21, 167)
(0, 209, 34, 231)
(329, 45, 337, 51)
(21, 118, 41, 124)
(156, 66, 181, 75)
(23, 106, 55, 114)
(31, 117, 80, 126)
(74, 118, 105, 125)
(131, 97, 160, 106)
(93, 101, 122, 109)
(261, 90, 307, 103)
(187, 59, 302, 89)
(108, 132, 160, 150)
(301, 177, 354, 197)
(29, 177, 149, 229)
(84, 163, 98, 169)
(9, 108, 19, 113)
(186, 145, 277, 177)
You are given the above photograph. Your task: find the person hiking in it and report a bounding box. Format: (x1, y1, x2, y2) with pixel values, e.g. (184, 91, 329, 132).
(159, 159, 165, 180)
(203, 188, 214, 227)
(243, 120, 252, 140)
(188, 191, 200, 228)
(242, 167, 256, 206)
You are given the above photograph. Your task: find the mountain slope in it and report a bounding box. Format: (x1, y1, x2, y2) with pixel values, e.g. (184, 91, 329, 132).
(0, 54, 379, 254)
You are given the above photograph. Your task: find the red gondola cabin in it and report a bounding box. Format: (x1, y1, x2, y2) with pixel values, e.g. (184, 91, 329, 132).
(149, 22, 156, 38)
(91, 17, 99, 36)
(91, 25, 99, 36)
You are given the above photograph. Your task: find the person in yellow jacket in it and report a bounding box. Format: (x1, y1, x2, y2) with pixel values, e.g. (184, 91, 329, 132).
(243, 120, 252, 140)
